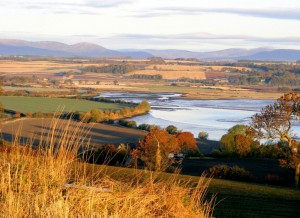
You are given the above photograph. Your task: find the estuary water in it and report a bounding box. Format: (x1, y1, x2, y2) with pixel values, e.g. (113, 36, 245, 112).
(99, 92, 275, 140)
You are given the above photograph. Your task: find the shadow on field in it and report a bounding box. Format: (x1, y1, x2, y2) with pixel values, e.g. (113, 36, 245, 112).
(181, 158, 294, 186)
(1, 118, 147, 147)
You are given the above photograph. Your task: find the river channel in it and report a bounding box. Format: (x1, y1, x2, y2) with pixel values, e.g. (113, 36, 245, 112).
(99, 92, 279, 140)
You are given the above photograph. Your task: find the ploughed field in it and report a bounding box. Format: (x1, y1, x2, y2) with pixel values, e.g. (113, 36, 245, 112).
(0, 96, 127, 113)
(1, 118, 147, 146)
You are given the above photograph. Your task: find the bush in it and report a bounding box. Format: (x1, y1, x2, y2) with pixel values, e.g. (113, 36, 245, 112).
(14, 111, 21, 118)
(211, 149, 224, 158)
(138, 124, 159, 131)
(205, 165, 256, 182)
(119, 120, 137, 128)
(198, 131, 209, 140)
(264, 174, 284, 186)
(138, 123, 151, 131)
(84, 144, 128, 166)
(187, 148, 203, 157)
(166, 125, 179, 135)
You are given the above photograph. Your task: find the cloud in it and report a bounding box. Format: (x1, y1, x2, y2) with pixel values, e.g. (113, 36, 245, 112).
(16, 0, 133, 14)
(84, 0, 132, 8)
(134, 7, 300, 20)
(109, 33, 300, 44)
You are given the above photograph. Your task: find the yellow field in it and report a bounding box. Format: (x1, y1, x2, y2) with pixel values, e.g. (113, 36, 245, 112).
(0, 60, 104, 74)
(147, 64, 203, 71)
(128, 69, 206, 80)
(147, 64, 250, 72)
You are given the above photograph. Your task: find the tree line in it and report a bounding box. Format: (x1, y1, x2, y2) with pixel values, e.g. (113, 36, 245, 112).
(82, 64, 139, 74)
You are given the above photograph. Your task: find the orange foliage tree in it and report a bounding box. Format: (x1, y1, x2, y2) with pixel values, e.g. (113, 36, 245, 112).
(176, 132, 198, 155)
(136, 128, 179, 171)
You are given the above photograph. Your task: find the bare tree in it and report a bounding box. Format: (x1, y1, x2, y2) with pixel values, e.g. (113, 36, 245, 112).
(251, 92, 300, 188)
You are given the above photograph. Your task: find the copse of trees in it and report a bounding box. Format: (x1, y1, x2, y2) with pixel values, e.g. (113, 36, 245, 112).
(224, 62, 300, 87)
(127, 74, 162, 80)
(82, 64, 138, 74)
(64, 100, 151, 123)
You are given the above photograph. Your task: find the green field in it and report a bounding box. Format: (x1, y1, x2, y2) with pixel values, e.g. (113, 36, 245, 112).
(90, 165, 300, 218)
(2, 86, 70, 92)
(0, 96, 127, 113)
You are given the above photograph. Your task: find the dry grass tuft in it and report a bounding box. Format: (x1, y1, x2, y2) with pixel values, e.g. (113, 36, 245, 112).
(0, 117, 214, 217)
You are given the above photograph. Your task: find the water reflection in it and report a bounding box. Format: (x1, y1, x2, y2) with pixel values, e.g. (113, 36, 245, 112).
(99, 92, 277, 140)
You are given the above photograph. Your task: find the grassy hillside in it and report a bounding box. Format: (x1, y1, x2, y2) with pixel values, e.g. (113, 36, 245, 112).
(89, 165, 300, 218)
(0, 96, 127, 113)
(1, 117, 299, 217)
(0, 119, 213, 217)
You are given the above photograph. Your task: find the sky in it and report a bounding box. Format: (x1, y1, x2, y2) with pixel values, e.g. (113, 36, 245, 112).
(0, 0, 300, 51)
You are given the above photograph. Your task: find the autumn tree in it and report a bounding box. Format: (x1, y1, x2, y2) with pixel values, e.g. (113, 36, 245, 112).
(136, 128, 179, 171)
(0, 103, 4, 113)
(176, 132, 198, 155)
(251, 92, 300, 188)
(0, 80, 3, 96)
(134, 100, 151, 114)
(90, 109, 104, 122)
(220, 125, 256, 157)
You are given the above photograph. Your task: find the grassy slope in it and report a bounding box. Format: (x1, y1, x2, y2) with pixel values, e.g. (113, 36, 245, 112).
(89, 164, 300, 218)
(0, 96, 126, 113)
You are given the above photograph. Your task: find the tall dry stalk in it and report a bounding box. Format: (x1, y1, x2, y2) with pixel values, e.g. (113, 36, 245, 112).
(0, 117, 214, 217)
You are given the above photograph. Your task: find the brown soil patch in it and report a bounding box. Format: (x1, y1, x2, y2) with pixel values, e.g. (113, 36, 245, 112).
(1, 118, 147, 147)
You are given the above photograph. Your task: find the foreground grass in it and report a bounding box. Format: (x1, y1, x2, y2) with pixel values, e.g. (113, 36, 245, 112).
(89, 165, 300, 218)
(0, 96, 127, 113)
(0, 118, 214, 217)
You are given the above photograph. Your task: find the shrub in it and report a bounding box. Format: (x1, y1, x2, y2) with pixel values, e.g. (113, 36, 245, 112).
(138, 123, 151, 131)
(84, 144, 128, 166)
(188, 148, 203, 157)
(119, 120, 137, 128)
(205, 165, 256, 182)
(0, 103, 4, 113)
(198, 131, 209, 140)
(264, 174, 284, 186)
(14, 111, 21, 118)
(166, 125, 179, 135)
(211, 149, 224, 158)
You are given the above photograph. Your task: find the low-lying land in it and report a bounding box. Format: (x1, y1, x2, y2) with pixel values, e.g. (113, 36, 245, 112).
(2, 58, 295, 100)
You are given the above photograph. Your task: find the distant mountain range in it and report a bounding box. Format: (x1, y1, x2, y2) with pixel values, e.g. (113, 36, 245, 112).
(1, 39, 300, 61)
